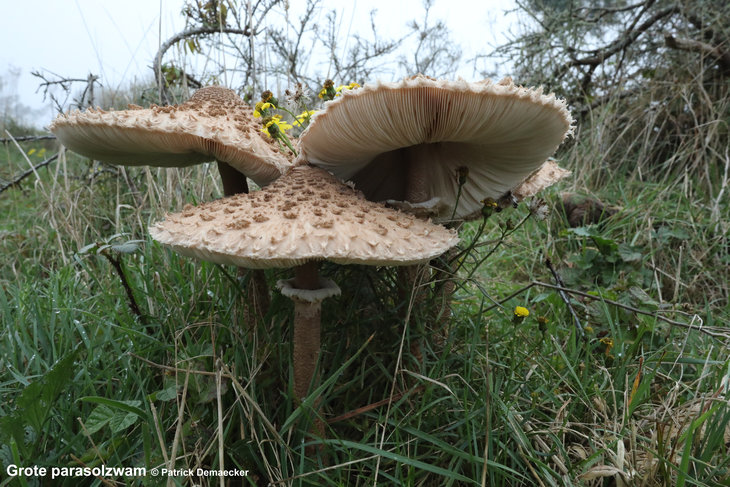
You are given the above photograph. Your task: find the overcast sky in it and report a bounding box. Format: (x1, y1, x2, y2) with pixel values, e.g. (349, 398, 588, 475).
(1, 0, 520, 129)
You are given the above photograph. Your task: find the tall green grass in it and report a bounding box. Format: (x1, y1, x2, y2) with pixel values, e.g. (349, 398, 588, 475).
(1, 113, 729, 487)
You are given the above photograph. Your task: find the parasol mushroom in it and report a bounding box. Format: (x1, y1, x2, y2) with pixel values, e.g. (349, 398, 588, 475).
(298, 75, 573, 331)
(297, 75, 574, 222)
(50, 86, 294, 317)
(149, 164, 459, 402)
(49, 86, 292, 189)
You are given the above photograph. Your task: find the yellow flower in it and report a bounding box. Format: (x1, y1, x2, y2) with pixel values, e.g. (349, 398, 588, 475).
(319, 79, 337, 100)
(260, 115, 293, 137)
(599, 337, 614, 358)
(295, 110, 317, 126)
(334, 82, 361, 97)
(481, 197, 498, 208)
(253, 102, 274, 118)
(514, 306, 530, 318)
(481, 197, 499, 219)
(336, 82, 361, 93)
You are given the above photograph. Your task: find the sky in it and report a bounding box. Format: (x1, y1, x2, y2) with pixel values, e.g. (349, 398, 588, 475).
(0, 0, 520, 129)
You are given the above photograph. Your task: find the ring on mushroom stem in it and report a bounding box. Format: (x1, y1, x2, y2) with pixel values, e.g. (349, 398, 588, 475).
(150, 164, 459, 442)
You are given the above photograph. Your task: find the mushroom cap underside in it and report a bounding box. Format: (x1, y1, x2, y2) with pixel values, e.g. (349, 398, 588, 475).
(297, 75, 574, 221)
(50, 86, 291, 186)
(150, 165, 459, 268)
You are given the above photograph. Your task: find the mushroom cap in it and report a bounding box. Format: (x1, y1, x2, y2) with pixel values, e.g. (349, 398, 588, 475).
(459, 159, 572, 220)
(296, 75, 573, 221)
(49, 86, 291, 186)
(149, 164, 459, 268)
(511, 160, 571, 201)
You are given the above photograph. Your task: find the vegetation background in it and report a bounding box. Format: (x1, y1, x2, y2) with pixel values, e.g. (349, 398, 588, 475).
(1, 0, 728, 485)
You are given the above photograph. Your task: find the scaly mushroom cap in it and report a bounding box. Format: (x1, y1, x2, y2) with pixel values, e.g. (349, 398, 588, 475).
(149, 165, 459, 268)
(297, 75, 573, 221)
(49, 86, 291, 186)
(511, 160, 572, 201)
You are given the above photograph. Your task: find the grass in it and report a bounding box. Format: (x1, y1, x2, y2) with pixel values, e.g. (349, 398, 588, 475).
(1, 121, 729, 487)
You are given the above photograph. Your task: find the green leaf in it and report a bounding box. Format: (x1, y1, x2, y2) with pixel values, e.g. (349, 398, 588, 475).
(153, 386, 179, 402)
(82, 399, 144, 435)
(109, 411, 139, 433)
(15, 350, 79, 433)
(618, 243, 642, 263)
(629, 286, 658, 306)
(77, 242, 98, 254)
(0, 416, 26, 454)
(567, 226, 596, 237)
(326, 440, 477, 485)
(85, 405, 115, 434)
(79, 397, 145, 417)
(110, 240, 144, 254)
(591, 235, 618, 255)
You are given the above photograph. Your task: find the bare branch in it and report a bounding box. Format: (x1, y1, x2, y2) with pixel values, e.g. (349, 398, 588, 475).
(152, 26, 254, 103)
(0, 153, 58, 194)
(32, 71, 102, 112)
(558, 5, 680, 76)
(664, 33, 730, 73)
(0, 135, 56, 143)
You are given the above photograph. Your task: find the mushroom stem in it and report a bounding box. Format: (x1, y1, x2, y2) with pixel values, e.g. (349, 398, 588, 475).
(291, 262, 323, 400)
(278, 266, 341, 440)
(217, 160, 271, 321)
(294, 261, 321, 290)
(398, 152, 432, 322)
(217, 160, 249, 195)
(405, 150, 429, 204)
(278, 268, 341, 400)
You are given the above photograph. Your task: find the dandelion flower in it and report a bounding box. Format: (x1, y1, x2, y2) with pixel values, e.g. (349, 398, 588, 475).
(260, 116, 293, 137)
(253, 102, 274, 118)
(295, 110, 318, 126)
(514, 306, 530, 318)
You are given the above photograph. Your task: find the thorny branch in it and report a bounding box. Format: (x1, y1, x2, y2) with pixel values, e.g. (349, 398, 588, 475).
(0, 153, 58, 194)
(32, 71, 101, 112)
(557, 5, 680, 78)
(0, 135, 56, 143)
(545, 258, 586, 341)
(478, 280, 725, 340)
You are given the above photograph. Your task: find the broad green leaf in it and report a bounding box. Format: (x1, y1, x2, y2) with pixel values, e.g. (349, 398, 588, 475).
(15, 350, 79, 433)
(618, 243, 642, 262)
(79, 397, 145, 417)
(85, 405, 115, 434)
(109, 411, 139, 433)
(154, 386, 179, 402)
